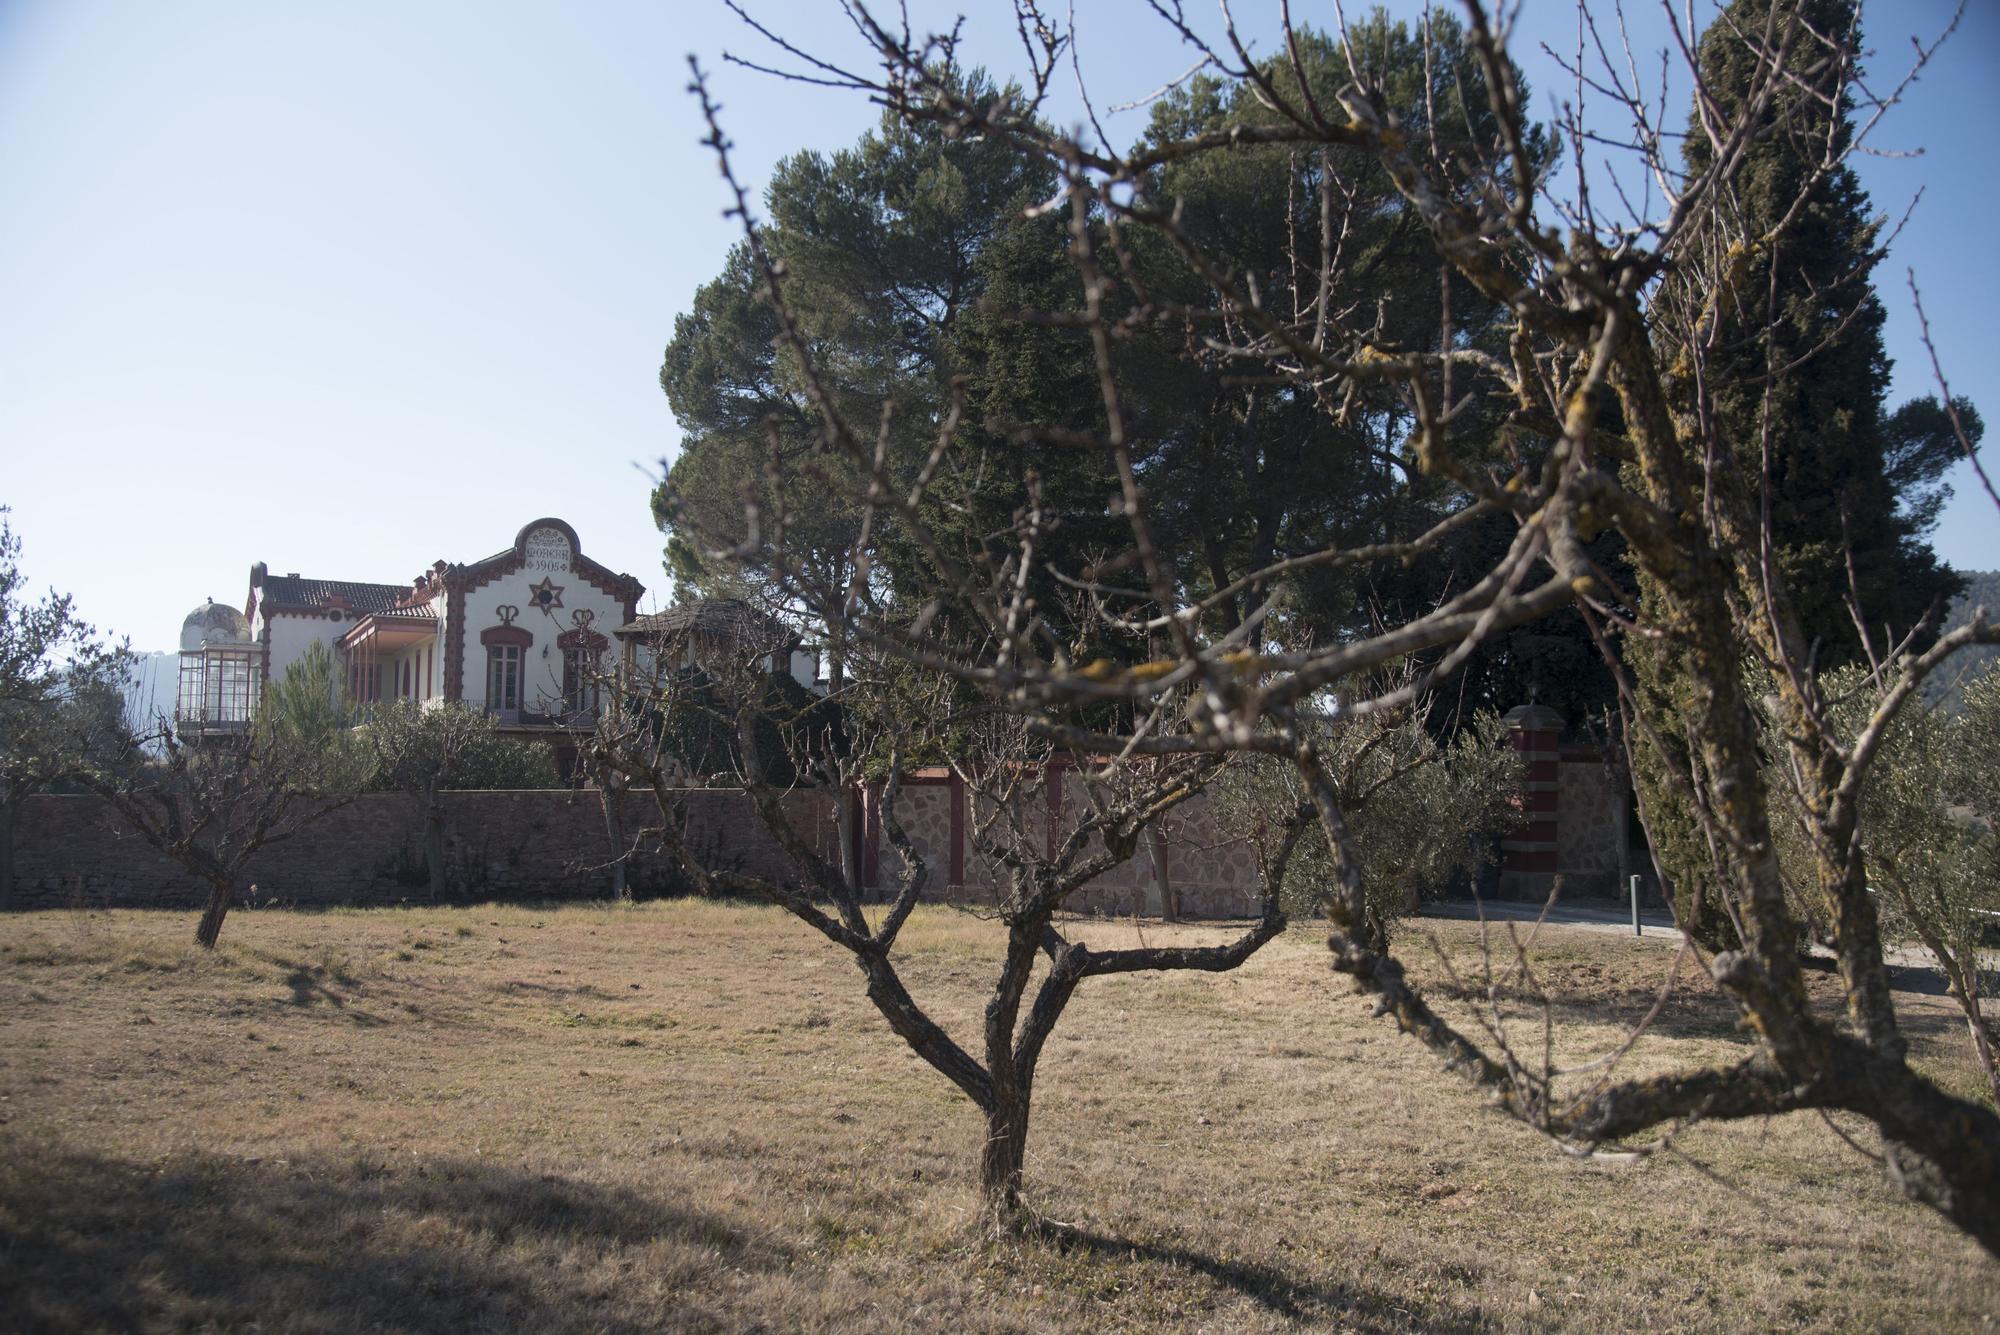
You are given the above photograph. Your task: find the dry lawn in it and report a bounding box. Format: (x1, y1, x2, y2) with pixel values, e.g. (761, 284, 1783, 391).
(0, 899, 1993, 1332)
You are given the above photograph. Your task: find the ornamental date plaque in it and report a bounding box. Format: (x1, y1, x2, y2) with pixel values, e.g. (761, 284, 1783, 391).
(524, 526, 572, 574)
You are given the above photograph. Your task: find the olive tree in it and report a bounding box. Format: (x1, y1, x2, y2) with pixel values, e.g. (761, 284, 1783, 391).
(91, 642, 365, 947)
(1769, 666, 2000, 1105)
(1214, 702, 1522, 924)
(596, 611, 1294, 1228)
(0, 508, 130, 907)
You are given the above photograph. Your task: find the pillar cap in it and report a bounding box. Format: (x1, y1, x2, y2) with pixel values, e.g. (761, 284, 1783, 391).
(1501, 703, 1566, 732)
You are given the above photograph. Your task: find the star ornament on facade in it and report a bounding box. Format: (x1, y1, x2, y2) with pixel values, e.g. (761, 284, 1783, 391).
(526, 576, 565, 618)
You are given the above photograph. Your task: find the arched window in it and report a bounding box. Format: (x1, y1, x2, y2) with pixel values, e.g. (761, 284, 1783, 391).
(562, 647, 599, 716)
(486, 645, 521, 711)
(480, 621, 534, 715)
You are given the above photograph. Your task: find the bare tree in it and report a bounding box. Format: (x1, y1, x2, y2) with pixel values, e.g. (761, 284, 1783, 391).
(597, 615, 1294, 1229)
(659, 0, 2000, 1250)
(90, 725, 349, 946)
(92, 644, 365, 947)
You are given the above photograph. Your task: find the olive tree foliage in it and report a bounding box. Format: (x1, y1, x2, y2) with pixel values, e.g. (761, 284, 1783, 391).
(364, 699, 561, 901)
(1768, 665, 2000, 1105)
(672, 0, 2000, 1249)
(0, 510, 117, 715)
(1213, 702, 1522, 925)
(0, 508, 132, 906)
(90, 642, 363, 948)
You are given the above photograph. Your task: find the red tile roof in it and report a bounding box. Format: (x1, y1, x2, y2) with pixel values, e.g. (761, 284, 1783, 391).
(615, 599, 796, 647)
(260, 576, 421, 616)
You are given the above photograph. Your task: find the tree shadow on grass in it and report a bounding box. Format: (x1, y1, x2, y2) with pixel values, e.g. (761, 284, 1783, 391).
(1430, 960, 1967, 1051)
(0, 1146, 1504, 1333)
(1029, 1219, 1491, 1333)
(279, 962, 351, 1008)
(260, 956, 392, 1026)
(0, 1149, 788, 1334)
(1882, 961, 1951, 998)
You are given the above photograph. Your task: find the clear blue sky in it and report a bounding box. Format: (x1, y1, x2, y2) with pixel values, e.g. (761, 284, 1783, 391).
(2, 0, 1994, 651)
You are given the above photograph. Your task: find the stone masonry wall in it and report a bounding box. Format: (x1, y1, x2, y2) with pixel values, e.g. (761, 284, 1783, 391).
(5, 789, 837, 912)
(13, 753, 1624, 918)
(882, 772, 1266, 918)
(1498, 705, 1640, 902)
(1556, 749, 1627, 896)
(9, 780, 1272, 918)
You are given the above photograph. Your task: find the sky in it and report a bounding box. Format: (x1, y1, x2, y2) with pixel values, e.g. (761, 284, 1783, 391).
(2, 0, 1994, 652)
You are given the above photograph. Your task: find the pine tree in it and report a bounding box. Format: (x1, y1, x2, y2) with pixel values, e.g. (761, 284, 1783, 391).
(656, 76, 1063, 617)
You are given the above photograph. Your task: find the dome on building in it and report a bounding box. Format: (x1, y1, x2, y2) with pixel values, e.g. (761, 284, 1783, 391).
(180, 600, 253, 652)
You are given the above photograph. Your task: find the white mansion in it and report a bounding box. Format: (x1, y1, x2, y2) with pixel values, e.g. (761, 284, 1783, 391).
(177, 520, 647, 748)
(177, 518, 821, 760)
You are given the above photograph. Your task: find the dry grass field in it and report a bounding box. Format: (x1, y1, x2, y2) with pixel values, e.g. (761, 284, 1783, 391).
(0, 899, 1993, 1332)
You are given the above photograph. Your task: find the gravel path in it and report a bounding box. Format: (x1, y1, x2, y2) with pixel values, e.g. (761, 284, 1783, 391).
(1421, 895, 1681, 940)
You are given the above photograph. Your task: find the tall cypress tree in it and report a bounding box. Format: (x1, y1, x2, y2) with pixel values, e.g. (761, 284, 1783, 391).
(1632, 0, 1979, 949)
(1687, 0, 1969, 662)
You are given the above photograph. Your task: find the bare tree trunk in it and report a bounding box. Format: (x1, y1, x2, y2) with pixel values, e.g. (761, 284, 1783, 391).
(979, 1080, 1031, 1230)
(1150, 826, 1177, 923)
(1965, 1006, 2000, 1111)
(0, 796, 14, 912)
(1927, 930, 2000, 1110)
(424, 779, 447, 901)
(980, 924, 1041, 1231)
(828, 653, 860, 899)
(838, 788, 860, 900)
(193, 877, 234, 948)
(603, 783, 630, 902)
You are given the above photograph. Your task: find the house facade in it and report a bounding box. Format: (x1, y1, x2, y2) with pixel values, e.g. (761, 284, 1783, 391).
(178, 518, 645, 755)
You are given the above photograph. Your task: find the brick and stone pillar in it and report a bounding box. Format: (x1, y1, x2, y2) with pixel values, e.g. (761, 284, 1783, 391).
(1499, 704, 1564, 899)
(855, 781, 882, 893)
(948, 770, 966, 891)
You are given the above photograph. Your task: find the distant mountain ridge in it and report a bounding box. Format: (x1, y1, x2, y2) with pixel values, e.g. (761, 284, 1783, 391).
(1932, 569, 1999, 702)
(122, 650, 178, 727)
(1953, 569, 2000, 620)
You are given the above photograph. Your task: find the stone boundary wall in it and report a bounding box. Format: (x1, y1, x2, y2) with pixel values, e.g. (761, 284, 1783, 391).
(865, 774, 1264, 918)
(1496, 706, 1644, 901)
(4, 785, 1270, 916)
(1556, 746, 1629, 897)
(13, 753, 1634, 916)
(5, 789, 838, 913)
